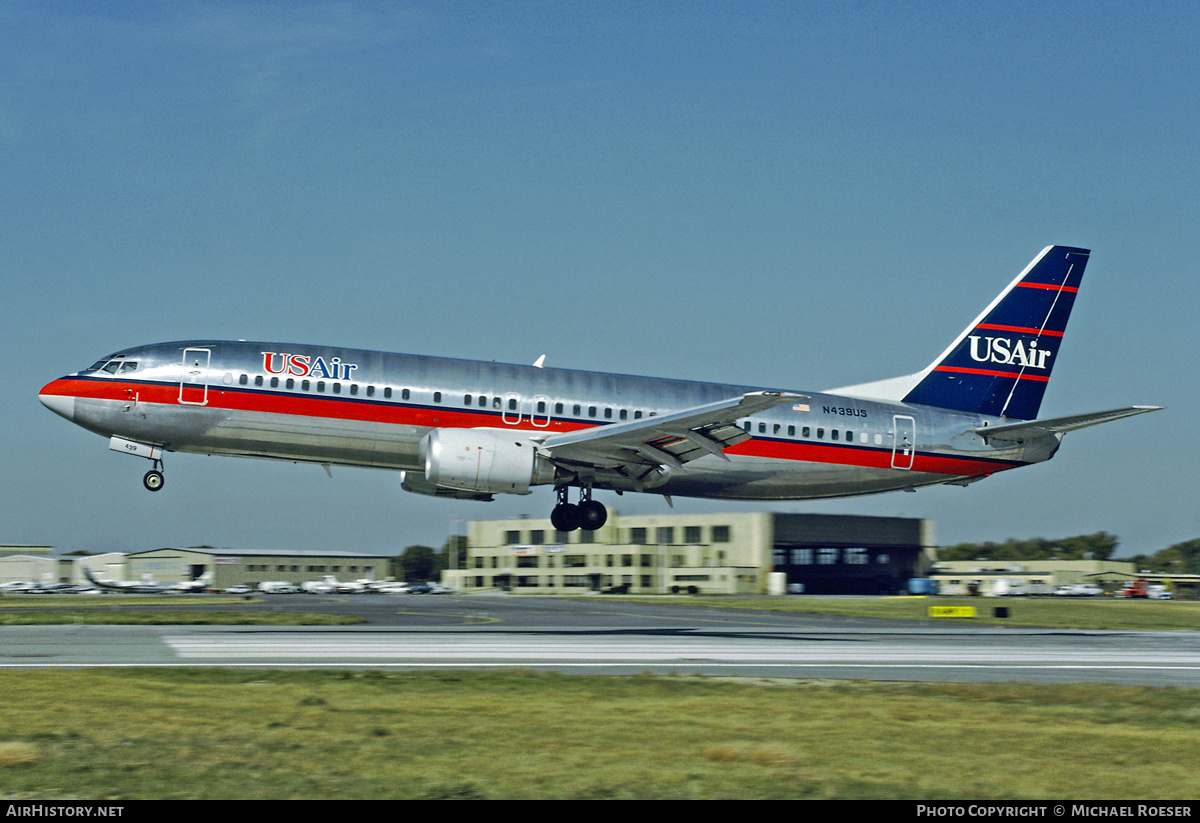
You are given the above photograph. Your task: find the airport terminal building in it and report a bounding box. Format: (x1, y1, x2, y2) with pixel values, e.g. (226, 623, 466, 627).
(443, 510, 936, 595)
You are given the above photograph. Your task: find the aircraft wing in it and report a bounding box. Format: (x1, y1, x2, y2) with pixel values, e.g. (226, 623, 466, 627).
(536, 391, 808, 473)
(973, 406, 1162, 443)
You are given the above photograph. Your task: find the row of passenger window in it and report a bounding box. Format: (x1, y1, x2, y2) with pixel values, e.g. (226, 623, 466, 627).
(463, 394, 656, 421)
(230, 374, 875, 443)
(745, 420, 884, 446)
(230, 374, 658, 421)
(231, 373, 412, 401)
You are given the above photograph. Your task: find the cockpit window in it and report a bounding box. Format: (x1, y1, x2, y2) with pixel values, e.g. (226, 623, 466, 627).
(85, 359, 137, 375)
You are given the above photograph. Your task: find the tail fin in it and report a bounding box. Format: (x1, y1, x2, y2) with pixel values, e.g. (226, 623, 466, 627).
(900, 245, 1089, 419)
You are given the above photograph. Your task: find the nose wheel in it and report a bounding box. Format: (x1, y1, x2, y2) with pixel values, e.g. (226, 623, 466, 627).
(143, 459, 165, 492)
(550, 485, 607, 532)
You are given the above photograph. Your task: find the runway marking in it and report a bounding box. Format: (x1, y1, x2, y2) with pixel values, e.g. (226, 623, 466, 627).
(160, 635, 1200, 672)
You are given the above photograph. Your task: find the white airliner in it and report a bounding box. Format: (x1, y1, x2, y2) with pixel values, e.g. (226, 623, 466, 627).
(81, 566, 213, 594)
(40, 246, 1158, 532)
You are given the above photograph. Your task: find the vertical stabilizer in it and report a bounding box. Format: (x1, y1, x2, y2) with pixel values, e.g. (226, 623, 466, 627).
(901, 245, 1089, 420)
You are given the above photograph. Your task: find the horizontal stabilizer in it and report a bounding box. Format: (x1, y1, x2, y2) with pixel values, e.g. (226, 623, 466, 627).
(973, 406, 1162, 443)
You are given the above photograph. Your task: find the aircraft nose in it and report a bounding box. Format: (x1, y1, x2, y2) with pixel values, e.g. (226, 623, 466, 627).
(39, 383, 76, 422)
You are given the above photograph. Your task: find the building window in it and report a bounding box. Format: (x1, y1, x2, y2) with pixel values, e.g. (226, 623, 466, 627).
(684, 526, 702, 544)
(505, 531, 520, 545)
(630, 527, 647, 545)
(712, 526, 730, 543)
(656, 527, 674, 545)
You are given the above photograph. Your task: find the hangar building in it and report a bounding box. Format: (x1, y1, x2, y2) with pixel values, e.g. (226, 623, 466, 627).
(443, 510, 934, 595)
(125, 548, 390, 590)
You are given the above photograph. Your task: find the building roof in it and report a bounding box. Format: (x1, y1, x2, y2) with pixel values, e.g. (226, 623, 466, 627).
(126, 547, 388, 559)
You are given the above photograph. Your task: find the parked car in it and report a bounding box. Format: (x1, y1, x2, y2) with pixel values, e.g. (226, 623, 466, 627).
(1055, 583, 1102, 596)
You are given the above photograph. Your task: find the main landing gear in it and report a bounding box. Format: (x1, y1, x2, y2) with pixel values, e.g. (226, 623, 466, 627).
(550, 485, 607, 532)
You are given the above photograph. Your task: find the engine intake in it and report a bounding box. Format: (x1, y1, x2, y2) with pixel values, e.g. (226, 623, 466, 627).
(420, 428, 556, 495)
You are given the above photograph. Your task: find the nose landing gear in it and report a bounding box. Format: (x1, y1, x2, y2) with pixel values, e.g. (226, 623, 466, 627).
(143, 458, 165, 492)
(108, 437, 166, 492)
(550, 485, 607, 532)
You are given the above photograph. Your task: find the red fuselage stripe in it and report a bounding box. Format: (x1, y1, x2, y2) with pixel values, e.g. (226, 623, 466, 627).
(41, 378, 1023, 478)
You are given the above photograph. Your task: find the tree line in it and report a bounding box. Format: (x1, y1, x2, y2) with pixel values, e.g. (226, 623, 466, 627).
(938, 531, 1200, 574)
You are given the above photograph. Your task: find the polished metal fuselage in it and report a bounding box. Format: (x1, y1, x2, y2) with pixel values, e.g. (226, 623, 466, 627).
(40, 340, 1053, 500)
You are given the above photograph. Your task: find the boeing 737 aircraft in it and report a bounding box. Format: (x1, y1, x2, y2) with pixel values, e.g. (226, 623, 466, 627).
(39, 246, 1159, 532)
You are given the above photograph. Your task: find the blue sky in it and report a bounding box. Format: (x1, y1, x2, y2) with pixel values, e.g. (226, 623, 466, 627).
(4, 1, 1197, 559)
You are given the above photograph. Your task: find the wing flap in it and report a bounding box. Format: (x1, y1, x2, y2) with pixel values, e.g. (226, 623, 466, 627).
(541, 391, 806, 471)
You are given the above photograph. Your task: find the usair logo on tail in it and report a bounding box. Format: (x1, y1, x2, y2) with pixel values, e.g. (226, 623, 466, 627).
(967, 336, 1053, 370)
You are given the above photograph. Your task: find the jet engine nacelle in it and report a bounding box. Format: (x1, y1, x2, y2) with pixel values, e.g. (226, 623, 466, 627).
(420, 428, 557, 495)
(400, 471, 496, 501)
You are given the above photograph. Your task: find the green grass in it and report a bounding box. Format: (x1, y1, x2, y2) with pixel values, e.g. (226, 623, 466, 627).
(618, 595, 1200, 630)
(1, 670, 1199, 799)
(0, 596, 362, 626)
(0, 610, 362, 626)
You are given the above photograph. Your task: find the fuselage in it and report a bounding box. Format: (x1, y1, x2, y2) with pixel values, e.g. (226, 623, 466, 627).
(39, 340, 1052, 501)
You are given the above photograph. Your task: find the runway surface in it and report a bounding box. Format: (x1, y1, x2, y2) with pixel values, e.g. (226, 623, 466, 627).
(3, 593, 1200, 686)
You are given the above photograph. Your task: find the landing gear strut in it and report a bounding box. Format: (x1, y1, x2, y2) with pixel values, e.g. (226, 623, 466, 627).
(550, 485, 607, 532)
